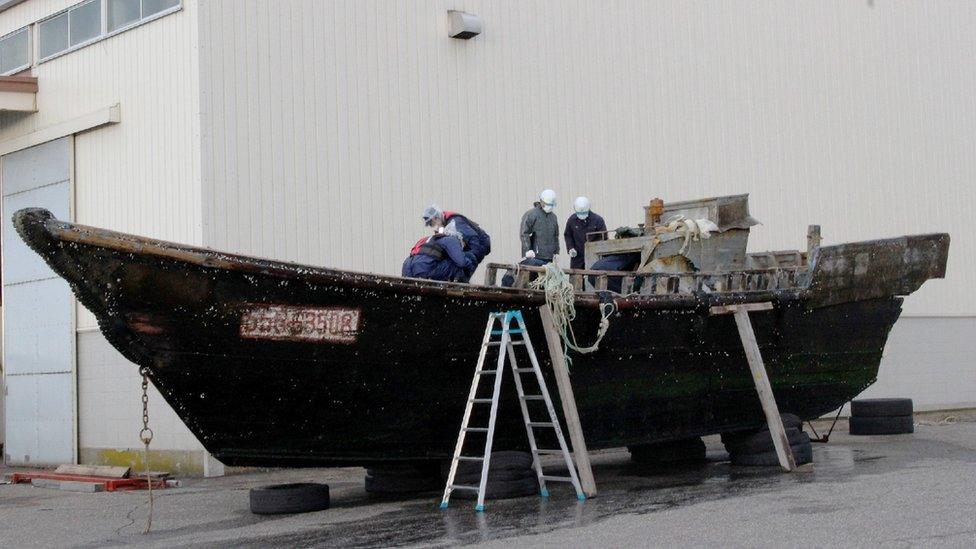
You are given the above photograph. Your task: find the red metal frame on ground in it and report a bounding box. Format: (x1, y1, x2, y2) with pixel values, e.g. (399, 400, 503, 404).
(9, 472, 167, 491)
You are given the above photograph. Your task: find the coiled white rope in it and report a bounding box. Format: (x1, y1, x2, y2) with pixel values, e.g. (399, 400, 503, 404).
(529, 263, 615, 363)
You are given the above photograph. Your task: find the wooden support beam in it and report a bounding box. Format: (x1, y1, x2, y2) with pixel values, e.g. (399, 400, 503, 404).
(710, 302, 796, 472)
(621, 276, 635, 295)
(538, 306, 597, 496)
(807, 225, 822, 257)
(570, 273, 584, 292)
(485, 265, 498, 286)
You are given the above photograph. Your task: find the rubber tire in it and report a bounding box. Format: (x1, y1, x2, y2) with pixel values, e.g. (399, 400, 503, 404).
(851, 398, 913, 418)
(779, 413, 803, 430)
(628, 438, 706, 464)
(453, 476, 539, 500)
(456, 451, 533, 476)
(365, 473, 441, 493)
(250, 483, 330, 515)
(455, 467, 536, 485)
(723, 428, 809, 455)
(722, 425, 807, 446)
(730, 441, 813, 467)
(720, 413, 803, 444)
(849, 415, 914, 435)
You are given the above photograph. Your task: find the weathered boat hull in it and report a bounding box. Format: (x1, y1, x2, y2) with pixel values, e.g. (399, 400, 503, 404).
(13, 209, 947, 466)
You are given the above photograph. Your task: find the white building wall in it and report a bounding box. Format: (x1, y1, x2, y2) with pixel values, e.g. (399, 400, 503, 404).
(0, 0, 205, 463)
(197, 0, 973, 317)
(198, 0, 975, 409)
(864, 317, 976, 412)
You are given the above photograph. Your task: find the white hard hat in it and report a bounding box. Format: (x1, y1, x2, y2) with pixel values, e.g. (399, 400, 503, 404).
(539, 189, 557, 207)
(573, 196, 590, 214)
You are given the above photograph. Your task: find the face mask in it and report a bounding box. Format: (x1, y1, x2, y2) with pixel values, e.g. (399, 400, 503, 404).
(576, 212, 589, 220)
(542, 204, 554, 213)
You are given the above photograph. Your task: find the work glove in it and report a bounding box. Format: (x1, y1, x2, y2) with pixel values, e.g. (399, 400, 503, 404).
(568, 248, 577, 258)
(525, 250, 536, 259)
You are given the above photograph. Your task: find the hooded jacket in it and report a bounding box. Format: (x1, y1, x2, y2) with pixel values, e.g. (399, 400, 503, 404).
(519, 202, 560, 261)
(443, 212, 491, 263)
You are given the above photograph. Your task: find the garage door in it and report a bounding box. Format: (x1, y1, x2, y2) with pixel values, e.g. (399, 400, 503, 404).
(2, 137, 75, 466)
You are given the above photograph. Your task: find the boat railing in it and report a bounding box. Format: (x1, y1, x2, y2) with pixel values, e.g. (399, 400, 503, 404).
(484, 262, 807, 295)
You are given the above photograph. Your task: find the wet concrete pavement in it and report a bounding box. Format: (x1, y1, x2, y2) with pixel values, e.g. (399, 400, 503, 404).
(2, 418, 974, 548)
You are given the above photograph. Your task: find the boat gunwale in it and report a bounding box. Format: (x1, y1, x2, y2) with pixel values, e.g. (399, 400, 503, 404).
(18, 207, 810, 310)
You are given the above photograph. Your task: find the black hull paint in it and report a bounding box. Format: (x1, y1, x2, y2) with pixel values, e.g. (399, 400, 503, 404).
(13, 209, 937, 467)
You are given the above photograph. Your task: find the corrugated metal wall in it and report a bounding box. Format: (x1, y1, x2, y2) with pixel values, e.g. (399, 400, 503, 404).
(0, 0, 203, 456)
(199, 0, 974, 316)
(0, 0, 203, 329)
(0, 0, 74, 31)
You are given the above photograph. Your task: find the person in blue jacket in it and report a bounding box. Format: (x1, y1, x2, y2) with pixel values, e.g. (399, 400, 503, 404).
(588, 252, 641, 293)
(401, 226, 476, 282)
(416, 204, 491, 282)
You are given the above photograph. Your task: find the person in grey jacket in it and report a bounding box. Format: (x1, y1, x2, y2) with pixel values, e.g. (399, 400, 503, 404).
(519, 189, 560, 262)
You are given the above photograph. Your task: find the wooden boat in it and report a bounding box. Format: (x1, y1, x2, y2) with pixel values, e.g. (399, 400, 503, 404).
(13, 198, 948, 467)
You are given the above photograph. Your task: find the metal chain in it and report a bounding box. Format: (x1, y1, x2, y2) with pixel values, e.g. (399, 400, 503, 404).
(139, 367, 154, 535)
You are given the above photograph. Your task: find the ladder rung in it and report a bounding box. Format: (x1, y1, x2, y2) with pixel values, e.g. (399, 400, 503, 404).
(469, 398, 493, 404)
(487, 341, 526, 347)
(463, 427, 489, 432)
(541, 475, 574, 483)
(491, 329, 524, 335)
(449, 485, 481, 492)
(514, 368, 536, 373)
(528, 422, 555, 427)
(455, 456, 484, 462)
(477, 370, 498, 375)
(520, 395, 544, 401)
(535, 449, 564, 455)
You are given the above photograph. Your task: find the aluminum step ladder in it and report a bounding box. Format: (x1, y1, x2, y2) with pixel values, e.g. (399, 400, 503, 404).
(440, 310, 585, 512)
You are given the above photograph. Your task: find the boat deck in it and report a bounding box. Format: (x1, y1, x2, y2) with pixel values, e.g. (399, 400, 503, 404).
(484, 261, 809, 295)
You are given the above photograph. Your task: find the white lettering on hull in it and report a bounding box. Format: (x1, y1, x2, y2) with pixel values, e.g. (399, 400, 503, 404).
(240, 305, 361, 344)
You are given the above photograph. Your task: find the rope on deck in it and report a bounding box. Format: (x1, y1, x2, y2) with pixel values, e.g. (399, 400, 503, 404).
(529, 263, 615, 365)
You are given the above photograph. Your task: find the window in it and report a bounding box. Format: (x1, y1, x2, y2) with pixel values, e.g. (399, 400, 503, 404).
(38, 13, 69, 60)
(143, 0, 179, 17)
(108, 0, 140, 32)
(69, 1, 101, 46)
(38, 0, 182, 62)
(109, 0, 178, 33)
(0, 28, 30, 75)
